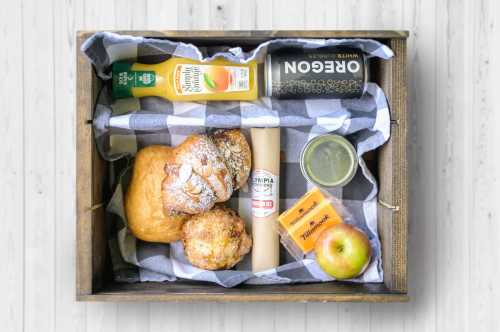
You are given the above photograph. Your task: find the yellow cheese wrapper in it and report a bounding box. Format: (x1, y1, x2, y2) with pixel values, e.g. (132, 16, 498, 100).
(278, 187, 344, 257)
(288, 200, 343, 253)
(278, 187, 326, 229)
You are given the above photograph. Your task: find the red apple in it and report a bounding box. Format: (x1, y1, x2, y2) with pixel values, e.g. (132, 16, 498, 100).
(314, 223, 372, 280)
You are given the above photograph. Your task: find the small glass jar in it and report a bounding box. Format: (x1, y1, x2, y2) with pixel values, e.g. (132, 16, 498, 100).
(300, 134, 358, 188)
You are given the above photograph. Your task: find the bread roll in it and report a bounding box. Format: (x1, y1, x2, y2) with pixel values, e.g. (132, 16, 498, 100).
(211, 129, 252, 190)
(124, 130, 250, 217)
(162, 163, 217, 215)
(173, 134, 233, 202)
(125, 145, 188, 243)
(182, 205, 252, 270)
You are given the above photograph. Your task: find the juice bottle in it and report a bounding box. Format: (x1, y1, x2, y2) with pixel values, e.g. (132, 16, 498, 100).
(112, 57, 259, 101)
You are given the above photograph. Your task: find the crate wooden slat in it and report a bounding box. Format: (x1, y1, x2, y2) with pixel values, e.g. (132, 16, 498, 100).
(76, 30, 409, 302)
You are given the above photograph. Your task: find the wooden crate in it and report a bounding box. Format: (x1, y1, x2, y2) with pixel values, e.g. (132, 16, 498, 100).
(76, 30, 409, 302)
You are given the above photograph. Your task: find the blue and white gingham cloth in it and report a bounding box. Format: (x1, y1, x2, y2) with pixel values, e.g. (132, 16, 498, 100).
(82, 32, 393, 287)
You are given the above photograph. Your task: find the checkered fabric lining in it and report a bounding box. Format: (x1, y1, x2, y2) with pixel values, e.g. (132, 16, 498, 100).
(82, 32, 393, 287)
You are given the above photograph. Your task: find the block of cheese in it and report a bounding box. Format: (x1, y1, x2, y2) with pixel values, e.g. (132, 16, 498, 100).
(278, 187, 326, 229)
(277, 187, 343, 260)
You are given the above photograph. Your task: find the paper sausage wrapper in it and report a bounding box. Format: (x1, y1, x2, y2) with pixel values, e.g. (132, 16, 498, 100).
(250, 128, 280, 273)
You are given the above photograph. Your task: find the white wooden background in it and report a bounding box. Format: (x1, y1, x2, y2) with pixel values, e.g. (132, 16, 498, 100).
(1, 0, 499, 331)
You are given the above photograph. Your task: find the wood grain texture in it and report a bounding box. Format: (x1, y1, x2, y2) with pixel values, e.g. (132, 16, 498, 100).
(76, 31, 94, 298)
(23, 0, 57, 332)
(0, 1, 24, 332)
(2, 0, 499, 330)
(434, 1, 468, 331)
(468, 0, 500, 330)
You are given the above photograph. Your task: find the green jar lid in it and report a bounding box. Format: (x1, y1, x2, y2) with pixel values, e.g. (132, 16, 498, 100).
(300, 134, 358, 188)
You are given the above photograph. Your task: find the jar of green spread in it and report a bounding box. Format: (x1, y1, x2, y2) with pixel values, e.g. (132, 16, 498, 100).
(300, 134, 358, 188)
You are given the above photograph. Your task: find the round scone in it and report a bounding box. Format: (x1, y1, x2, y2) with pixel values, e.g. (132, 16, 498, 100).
(182, 205, 252, 270)
(125, 146, 189, 243)
(211, 129, 252, 190)
(174, 134, 233, 202)
(162, 163, 217, 215)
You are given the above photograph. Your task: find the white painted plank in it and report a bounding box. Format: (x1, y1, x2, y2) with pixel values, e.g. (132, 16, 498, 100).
(272, 0, 305, 28)
(462, 1, 474, 330)
(149, 301, 180, 332)
(339, 304, 370, 331)
(434, 1, 469, 331)
(0, 0, 24, 331)
(146, 0, 179, 29)
(83, 0, 116, 29)
(305, 302, 340, 332)
(468, 0, 500, 330)
(254, 0, 273, 29)
(86, 304, 118, 332)
(336, 0, 375, 29)
(238, 0, 258, 30)
(274, 303, 307, 332)
(210, 0, 241, 30)
(210, 303, 245, 332)
(54, 0, 87, 331)
(304, 0, 329, 29)
(114, 0, 148, 30)
(116, 303, 150, 331)
(242, 304, 276, 332)
(177, 302, 212, 332)
(177, 0, 210, 29)
(22, 0, 56, 331)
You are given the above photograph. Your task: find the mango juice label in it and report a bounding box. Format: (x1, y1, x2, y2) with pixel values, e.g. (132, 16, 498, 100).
(174, 64, 249, 95)
(251, 169, 279, 218)
(112, 61, 156, 98)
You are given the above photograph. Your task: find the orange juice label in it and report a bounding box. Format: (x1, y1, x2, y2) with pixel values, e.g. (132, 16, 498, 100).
(277, 187, 326, 229)
(174, 64, 249, 95)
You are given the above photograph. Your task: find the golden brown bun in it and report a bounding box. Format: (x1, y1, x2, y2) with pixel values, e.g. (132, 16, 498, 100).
(172, 134, 233, 202)
(182, 205, 252, 270)
(125, 145, 188, 243)
(211, 129, 252, 190)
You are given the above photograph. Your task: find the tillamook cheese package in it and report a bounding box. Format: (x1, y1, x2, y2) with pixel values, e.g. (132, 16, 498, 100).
(277, 187, 354, 260)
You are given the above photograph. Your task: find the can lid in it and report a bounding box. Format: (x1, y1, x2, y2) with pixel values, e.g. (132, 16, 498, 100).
(264, 54, 273, 97)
